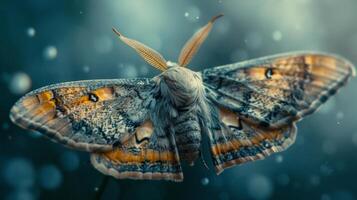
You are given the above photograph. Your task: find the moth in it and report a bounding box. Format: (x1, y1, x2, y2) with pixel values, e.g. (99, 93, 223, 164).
(10, 14, 355, 182)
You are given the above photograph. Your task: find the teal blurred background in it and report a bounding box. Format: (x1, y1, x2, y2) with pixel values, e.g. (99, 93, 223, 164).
(1, 0, 357, 199)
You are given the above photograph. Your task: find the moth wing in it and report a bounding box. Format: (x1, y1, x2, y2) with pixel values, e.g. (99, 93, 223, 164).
(10, 79, 154, 152)
(203, 52, 354, 173)
(91, 120, 183, 181)
(203, 52, 355, 128)
(208, 106, 297, 174)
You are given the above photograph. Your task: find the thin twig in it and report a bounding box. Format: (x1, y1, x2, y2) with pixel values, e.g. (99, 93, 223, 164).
(93, 176, 110, 200)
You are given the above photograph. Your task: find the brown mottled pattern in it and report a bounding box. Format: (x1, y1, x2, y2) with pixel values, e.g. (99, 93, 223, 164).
(91, 120, 184, 182)
(203, 52, 355, 128)
(203, 52, 355, 174)
(10, 79, 153, 152)
(209, 107, 297, 174)
(9, 50, 355, 182)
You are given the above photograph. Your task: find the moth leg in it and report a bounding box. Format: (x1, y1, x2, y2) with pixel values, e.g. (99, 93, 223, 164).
(112, 28, 168, 71)
(199, 149, 210, 170)
(178, 14, 223, 67)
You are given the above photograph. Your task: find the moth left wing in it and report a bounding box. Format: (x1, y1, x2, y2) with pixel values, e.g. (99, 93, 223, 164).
(91, 120, 184, 181)
(203, 52, 355, 128)
(10, 79, 154, 152)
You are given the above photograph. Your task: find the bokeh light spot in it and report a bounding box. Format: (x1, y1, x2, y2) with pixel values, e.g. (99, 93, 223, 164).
(247, 174, 273, 200)
(272, 30, 283, 41)
(3, 158, 35, 189)
(201, 177, 209, 186)
(60, 151, 80, 172)
(43, 46, 58, 60)
(26, 27, 36, 38)
(38, 165, 63, 190)
(9, 72, 31, 95)
(184, 6, 200, 22)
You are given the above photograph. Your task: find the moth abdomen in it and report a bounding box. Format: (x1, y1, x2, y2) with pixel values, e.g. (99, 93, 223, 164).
(173, 111, 202, 165)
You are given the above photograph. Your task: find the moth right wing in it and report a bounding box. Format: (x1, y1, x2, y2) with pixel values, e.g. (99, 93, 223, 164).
(10, 79, 155, 152)
(202, 52, 355, 173)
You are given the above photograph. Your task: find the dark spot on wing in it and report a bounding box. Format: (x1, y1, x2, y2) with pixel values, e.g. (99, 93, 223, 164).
(320, 95, 328, 103)
(259, 121, 270, 128)
(265, 68, 273, 79)
(88, 93, 99, 102)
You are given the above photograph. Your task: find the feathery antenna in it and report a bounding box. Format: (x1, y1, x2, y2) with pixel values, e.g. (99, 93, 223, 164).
(112, 27, 168, 71)
(178, 14, 224, 67)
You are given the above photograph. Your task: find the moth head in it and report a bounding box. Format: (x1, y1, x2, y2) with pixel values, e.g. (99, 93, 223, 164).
(112, 14, 223, 72)
(166, 61, 180, 68)
(160, 66, 204, 107)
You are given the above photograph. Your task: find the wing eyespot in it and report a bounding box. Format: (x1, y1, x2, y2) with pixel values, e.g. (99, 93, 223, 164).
(88, 93, 99, 102)
(265, 68, 273, 79)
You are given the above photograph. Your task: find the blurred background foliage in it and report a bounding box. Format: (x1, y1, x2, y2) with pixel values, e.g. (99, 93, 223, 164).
(1, 0, 357, 199)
